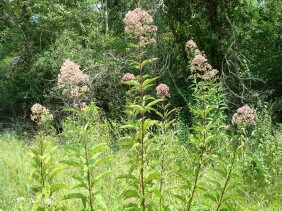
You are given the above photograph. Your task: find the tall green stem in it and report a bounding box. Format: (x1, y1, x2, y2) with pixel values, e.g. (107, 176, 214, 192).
(39, 138, 45, 190)
(81, 110, 94, 211)
(159, 99, 167, 211)
(188, 80, 207, 211)
(138, 37, 146, 211)
(216, 142, 238, 211)
(187, 147, 204, 211)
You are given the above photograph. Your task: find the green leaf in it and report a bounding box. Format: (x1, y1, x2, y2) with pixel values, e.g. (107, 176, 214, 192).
(42, 146, 58, 160)
(95, 194, 107, 209)
(155, 111, 164, 118)
(145, 172, 161, 183)
(64, 193, 87, 208)
(208, 179, 222, 187)
(122, 189, 140, 199)
(204, 193, 218, 203)
(124, 202, 138, 210)
(60, 160, 84, 169)
(63, 145, 81, 153)
(89, 156, 111, 169)
(88, 143, 107, 158)
(222, 193, 244, 203)
(91, 171, 111, 187)
(226, 183, 247, 192)
(32, 172, 40, 182)
(145, 99, 163, 110)
(48, 166, 68, 181)
(148, 187, 163, 200)
(71, 175, 85, 183)
(127, 104, 144, 113)
(141, 58, 158, 68)
(71, 182, 88, 190)
(32, 193, 43, 211)
(50, 183, 68, 195)
(166, 119, 175, 128)
(174, 194, 186, 203)
(123, 80, 139, 86)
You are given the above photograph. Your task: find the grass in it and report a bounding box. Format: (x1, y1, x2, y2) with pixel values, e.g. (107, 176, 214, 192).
(0, 129, 281, 210)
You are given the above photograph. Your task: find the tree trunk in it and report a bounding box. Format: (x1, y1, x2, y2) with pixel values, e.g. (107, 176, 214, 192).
(103, 0, 109, 34)
(208, 0, 220, 69)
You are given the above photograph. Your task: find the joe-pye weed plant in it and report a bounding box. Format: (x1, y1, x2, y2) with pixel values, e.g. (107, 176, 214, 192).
(155, 84, 176, 210)
(56, 60, 110, 210)
(29, 103, 67, 210)
(119, 8, 175, 210)
(204, 105, 255, 210)
(175, 40, 226, 210)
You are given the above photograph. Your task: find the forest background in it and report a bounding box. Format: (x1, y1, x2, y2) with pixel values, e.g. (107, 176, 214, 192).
(0, 0, 281, 127)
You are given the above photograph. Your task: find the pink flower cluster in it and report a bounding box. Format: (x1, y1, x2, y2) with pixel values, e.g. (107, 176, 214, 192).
(58, 59, 90, 87)
(192, 54, 212, 72)
(123, 8, 157, 38)
(186, 39, 219, 78)
(30, 103, 52, 122)
(70, 85, 90, 97)
(186, 40, 198, 50)
(232, 104, 255, 126)
(202, 69, 219, 80)
(156, 83, 170, 98)
(186, 39, 201, 56)
(121, 73, 135, 82)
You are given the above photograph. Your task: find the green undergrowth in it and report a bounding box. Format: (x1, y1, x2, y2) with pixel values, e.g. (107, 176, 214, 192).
(0, 128, 281, 210)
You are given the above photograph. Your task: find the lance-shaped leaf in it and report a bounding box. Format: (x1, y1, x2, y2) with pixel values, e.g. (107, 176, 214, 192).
(145, 172, 161, 183)
(50, 183, 68, 195)
(122, 189, 140, 200)
(91, 171, 111, 187)
(88, 143, 108, 158)
(141, 58, 158, 68)
(60, 160, 84, 169)
(64, 193, 87, 208)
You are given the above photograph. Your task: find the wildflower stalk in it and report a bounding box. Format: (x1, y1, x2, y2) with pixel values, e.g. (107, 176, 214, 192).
(121, 8, 159, 210)
(155, 84, 173, 210)
(81, 110, 94, 211)
(187, 79, 207, 211)
(187, 148, 204, 211)
(216, 140, 238, 211)
(138, 36, 146, 210)
(39, 138, 45, 190)
(159, 98, 166, 211)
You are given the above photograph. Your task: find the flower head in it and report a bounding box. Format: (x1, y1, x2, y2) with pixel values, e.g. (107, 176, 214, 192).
(232, 104, 255, 126)
(202, 69, 219, 79)
(71, 86, 81, 97)
(191, 54, 212, 72)
(58, 59, 89, 87)
(123, 8, 157, 37)
(30, 103, 53, 123)
(186, 40, 197, 50)
(156, 83, 170, 98)
(70, 85, 90, 97)
(121, 73, 135, 82)
(80, 85, 90, 93)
